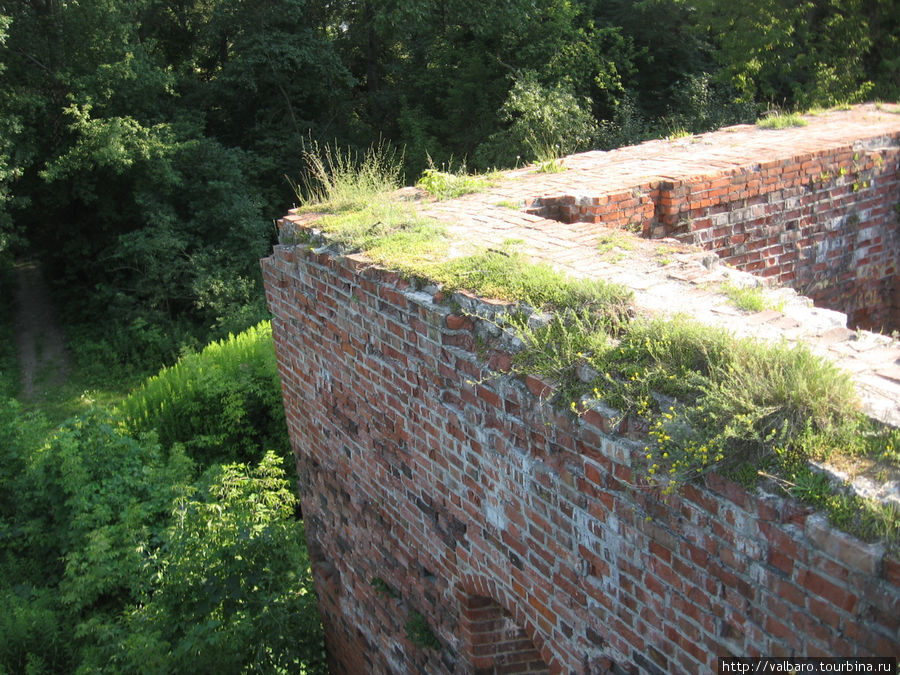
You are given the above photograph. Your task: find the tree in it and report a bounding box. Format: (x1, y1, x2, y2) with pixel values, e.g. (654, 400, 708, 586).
(95, 453, 325, 674)
(694, 0, 889, 107)
(0, 14, 27, 264)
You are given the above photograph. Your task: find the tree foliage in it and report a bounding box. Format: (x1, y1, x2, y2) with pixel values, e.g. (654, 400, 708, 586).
(0, 0, 893, 370)
(694, 0, 897, 106)
(0, 323, 324, 674)
(0, 2, 894, 670)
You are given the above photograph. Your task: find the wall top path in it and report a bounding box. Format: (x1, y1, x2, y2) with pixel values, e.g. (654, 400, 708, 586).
(281, 105, 900, 438)
(467, 104, 900, 201)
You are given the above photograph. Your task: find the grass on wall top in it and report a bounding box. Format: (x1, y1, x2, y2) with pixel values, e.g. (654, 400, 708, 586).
(289, 142, 899, 548)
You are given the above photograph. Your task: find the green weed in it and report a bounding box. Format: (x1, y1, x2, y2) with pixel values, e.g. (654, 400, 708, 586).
(497, 301, 894, 544)
(416, 165, 498, 200)
(296, 139, 403, 212)
(405, 611, 441, 650)
(720, 282, 784, 313)
(659, 118, 691, 140)
(596, 230, 637, 259)
(371, 577, 399, 598)
(756, 113, 808, 129)
(495, 200, 522, 210)
(535, 158, 565, 173)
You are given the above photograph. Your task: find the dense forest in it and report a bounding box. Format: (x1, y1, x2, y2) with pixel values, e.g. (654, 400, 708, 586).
(1, 0, 897, 363)
(1, 0, 898, 672)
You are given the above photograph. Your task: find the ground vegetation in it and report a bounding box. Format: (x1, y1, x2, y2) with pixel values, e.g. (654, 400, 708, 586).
(0, 1, 896, 670)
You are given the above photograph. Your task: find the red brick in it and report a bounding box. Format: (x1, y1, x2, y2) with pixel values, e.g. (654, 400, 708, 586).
(446, 314, 474, 331)
(265, 119, 900, 674)
(797, 570, 857, 613)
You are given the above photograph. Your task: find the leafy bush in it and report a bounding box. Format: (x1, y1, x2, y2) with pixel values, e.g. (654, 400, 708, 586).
(1, 396, 324, 673)
(102, 453, 326, 674)
(0, 586, 71, 674)
(498, 71, 599, 163)
(660, 74, 759, 135)
(595, 94, 648, 150)
(0, 404, 191, 673)
(119, 321, 288, 466)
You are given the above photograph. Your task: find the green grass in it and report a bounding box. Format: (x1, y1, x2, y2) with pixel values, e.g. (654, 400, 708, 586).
(287, 141, 899, 547)
(296, 139, 403, 212)
(314, 201, 447, 259)
(596, 230, 637, 260)
(416, 166, 498, 200)
(720, 282, 785, 313)
(516, 310, 896, 545)
(495, 200, 522, 210)
(430, 247, 632, 313)
(292, 141, 452, 273)
(756, 113, 809, 129)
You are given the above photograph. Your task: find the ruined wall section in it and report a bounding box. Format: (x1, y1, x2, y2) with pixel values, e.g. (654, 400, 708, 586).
(262, 244, 899, 674)
(660, 141, 900, 331)
(528, 137, 900, 331)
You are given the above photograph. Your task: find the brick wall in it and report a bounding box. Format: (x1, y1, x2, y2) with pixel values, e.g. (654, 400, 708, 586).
(262, 243, 899, 674)
(525, 140, 900, 331)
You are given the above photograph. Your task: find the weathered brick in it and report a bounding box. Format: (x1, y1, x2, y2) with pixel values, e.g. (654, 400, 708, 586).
(263, 113, 900, 674)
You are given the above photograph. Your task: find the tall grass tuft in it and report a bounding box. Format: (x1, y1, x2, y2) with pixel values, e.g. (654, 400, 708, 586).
(756, 112, 808, 129)
(297, 139, 402, 212)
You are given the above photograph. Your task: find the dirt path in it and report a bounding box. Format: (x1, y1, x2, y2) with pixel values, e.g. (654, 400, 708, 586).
(12, 262, 70, 399)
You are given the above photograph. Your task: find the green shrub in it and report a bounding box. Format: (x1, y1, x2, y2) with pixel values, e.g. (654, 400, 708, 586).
(0, 586, 71, 674)
(0, 406, 194, 673)
(119, 321, 288, 465)
(499, 71, 598, 163)
(105, 452, 326, 674)
(1, 403, 325, 673)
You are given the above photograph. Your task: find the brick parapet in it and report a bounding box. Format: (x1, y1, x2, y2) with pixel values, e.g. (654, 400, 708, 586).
(262, 238, 899, 673)
(516, 142, 900, 332)
(424, 104, 900, 333)
(659, 145, 900, 331)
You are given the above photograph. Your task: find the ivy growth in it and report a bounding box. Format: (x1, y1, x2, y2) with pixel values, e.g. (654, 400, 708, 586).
(405, 611, 441, 650)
